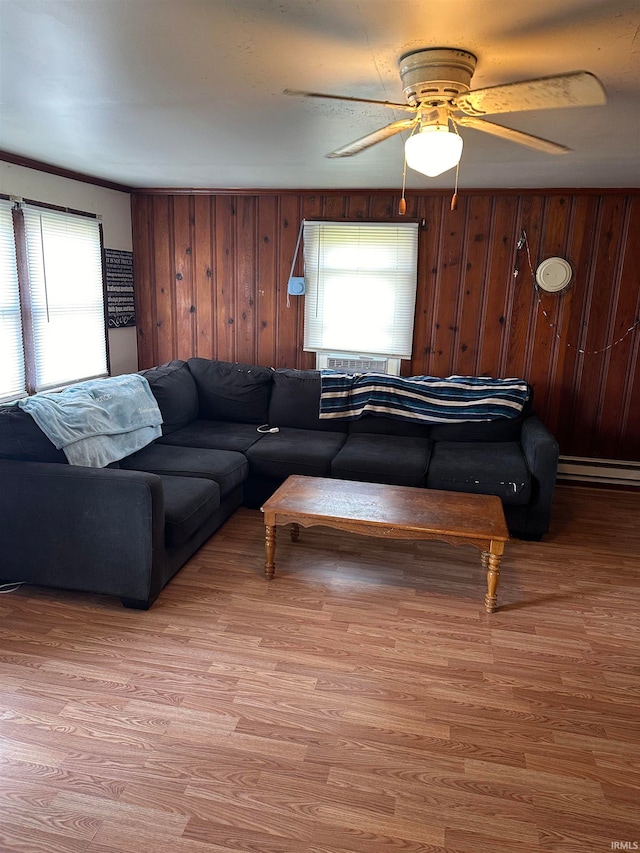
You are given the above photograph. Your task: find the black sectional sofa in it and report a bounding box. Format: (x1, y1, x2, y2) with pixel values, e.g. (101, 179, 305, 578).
(0, 358, 559, 608)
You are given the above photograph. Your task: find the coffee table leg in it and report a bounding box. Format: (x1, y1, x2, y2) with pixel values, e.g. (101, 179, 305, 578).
(290, 523, 300, 542)
(265, 525, 276, 580)
(482, 548, 502, 613)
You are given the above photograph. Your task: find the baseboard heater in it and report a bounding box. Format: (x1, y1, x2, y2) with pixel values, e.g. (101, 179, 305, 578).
(557, 455, 640, 487)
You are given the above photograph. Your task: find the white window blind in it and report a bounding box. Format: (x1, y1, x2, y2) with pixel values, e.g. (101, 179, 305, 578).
(0, 199, 25, 402)
(23, 205, 108, 391)
(303, 221, 419, 359)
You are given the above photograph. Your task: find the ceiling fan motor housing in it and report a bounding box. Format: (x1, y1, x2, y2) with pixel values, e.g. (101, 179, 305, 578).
(399, 48, 477, 106)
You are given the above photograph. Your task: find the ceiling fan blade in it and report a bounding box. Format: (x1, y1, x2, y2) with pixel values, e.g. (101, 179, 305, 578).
(456, 71, 607, 116)
(457, 116, 570, 154)
(283, 89, 416, 113)
(327, 118, 417, 158)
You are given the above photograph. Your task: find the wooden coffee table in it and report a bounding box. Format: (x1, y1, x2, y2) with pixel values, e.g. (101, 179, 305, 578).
(261, 475, 510, 613)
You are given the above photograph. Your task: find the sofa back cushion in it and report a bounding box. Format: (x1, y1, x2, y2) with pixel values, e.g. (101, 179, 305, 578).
(347, 415, 431, 438)
(187, 358, 273, 424)
(268, 369, 348, 432)
(428, 413, 526, 442)
(142, 360, 199, 435)
(0, 405, 67, 462)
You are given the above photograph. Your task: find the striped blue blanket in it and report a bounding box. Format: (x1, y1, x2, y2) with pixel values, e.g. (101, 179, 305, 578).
(319, 372, 529, 423)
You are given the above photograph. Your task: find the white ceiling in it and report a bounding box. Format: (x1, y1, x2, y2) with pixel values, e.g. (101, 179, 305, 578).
(1, 0, 639, 191)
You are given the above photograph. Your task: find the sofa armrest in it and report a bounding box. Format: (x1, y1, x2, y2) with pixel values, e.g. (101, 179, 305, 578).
(0, 460, 166, 607)
(518, 414, 559, 538)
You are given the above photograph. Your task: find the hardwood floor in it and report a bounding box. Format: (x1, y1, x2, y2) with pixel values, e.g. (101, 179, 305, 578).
(1, 484, 639, 853)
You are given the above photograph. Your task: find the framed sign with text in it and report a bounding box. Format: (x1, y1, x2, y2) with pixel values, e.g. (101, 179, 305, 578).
(105, 248, 135, 327)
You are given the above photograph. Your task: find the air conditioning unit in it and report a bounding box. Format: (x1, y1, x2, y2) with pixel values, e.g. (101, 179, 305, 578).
(315, 352, 401, 375)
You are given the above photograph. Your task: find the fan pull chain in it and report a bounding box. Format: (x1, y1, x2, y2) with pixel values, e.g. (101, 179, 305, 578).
(399, 121, 422, 215)
(451, 160, 460, 211)
(450, 118, 462, 211)
(398, 150, 408, 215)
(519, 230, 640, 355)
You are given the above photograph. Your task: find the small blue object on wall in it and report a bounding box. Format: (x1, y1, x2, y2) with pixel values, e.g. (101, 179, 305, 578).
(287, 276, 306, 296)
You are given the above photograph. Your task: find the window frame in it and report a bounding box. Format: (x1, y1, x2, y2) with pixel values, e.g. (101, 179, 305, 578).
(0, 195, 110, 402)
(302, 219, 420, 361)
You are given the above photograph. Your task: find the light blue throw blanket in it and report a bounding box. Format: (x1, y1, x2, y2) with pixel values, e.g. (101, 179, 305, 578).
(18, 374, 163, 467)
(319, 372, 529, 423)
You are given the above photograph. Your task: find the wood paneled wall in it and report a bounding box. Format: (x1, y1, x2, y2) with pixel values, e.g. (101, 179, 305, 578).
(131, 190, 640, 461)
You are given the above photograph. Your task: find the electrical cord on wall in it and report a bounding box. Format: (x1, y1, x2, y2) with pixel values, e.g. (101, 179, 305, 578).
(517, 229, 640, 355)
(0, 582, 22, 594)
(286, 220, 305, 308)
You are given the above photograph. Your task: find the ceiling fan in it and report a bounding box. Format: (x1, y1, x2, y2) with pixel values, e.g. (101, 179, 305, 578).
(285, 47, 607, 177)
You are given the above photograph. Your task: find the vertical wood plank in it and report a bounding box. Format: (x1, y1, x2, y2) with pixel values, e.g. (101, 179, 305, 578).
(556, 195, 600, 453)
(214, 196, 236, 362)
(543, 196, 586, 441)
(455, 195, 492, 376)
(573, 196, 626, 455)
(235, 196, 258, 365)
(592, 196, 640, 458)
(431, 196, 465, 376)
(323, 195, 346, 219)
(193, 195, 214, 359)
(346, 194, 369, 220)
(621, 316, 640, 460)
(172, 195, 195, 361)
(478, 195, 518, 378)
(505, 195, 542, 381)
(412, 195, 443, 376)
(298, 195, 324, 369)
(370, 194, 397, 220)
(152, 195, 175, 366)
(256, 195, 278, 368)
(616, 195, 640, 459)
(277, 195, 301, 367)
(527, 194, 571, 425)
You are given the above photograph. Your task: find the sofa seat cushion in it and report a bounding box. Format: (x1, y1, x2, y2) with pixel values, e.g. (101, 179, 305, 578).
(426, 441, 531, 505)
(157, 419, 264, 453)
(187, 358, 273, 423)
(120, 444, 248, 498)
(141, 360, 199, 435)
(159, 474, 220, 549)
(331, 434, 433, 487)
(245, 428, 347, 479)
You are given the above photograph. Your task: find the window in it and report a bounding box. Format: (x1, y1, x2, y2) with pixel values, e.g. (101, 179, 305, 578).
(0, 200, 24, 401)
(0, 198, 108, 403)
(303, 221, 419, 359)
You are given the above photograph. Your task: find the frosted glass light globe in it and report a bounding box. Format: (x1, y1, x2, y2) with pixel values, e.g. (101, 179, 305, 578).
(405, 126, 463, 177)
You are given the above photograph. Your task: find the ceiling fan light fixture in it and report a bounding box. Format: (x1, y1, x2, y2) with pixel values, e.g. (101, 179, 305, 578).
(404, 125, 463, 177)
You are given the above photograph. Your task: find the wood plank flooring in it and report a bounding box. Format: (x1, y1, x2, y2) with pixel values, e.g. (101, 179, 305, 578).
(1, 484, 639, 853)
